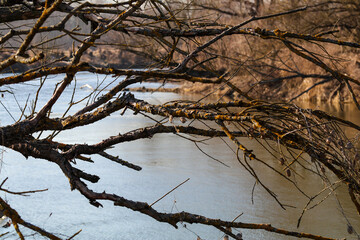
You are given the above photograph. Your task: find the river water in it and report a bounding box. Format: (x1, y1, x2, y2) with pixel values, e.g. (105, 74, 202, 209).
(0, 72, 359, 239)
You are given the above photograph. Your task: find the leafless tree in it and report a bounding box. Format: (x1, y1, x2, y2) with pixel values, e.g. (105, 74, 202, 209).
(0, 0, 359, 239)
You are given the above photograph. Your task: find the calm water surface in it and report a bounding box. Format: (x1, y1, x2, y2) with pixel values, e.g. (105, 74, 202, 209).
(0, 73, 359, 239)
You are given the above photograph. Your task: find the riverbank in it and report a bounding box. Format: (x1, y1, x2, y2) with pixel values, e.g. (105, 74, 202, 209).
(2, 48, 360, 104)
(0, 48, 151, 73)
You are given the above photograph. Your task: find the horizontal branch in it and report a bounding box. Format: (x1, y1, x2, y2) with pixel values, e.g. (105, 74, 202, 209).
(126, 94, 251, 122)
(258, 74, 333, 85)
(62, 124, 248, 159)
(98, 151, 142, 171)
(123, 26, 360, 49)
(0, 63, 220, 87)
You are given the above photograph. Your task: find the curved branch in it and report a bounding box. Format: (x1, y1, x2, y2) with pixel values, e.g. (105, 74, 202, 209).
(57, 159, 337, 240)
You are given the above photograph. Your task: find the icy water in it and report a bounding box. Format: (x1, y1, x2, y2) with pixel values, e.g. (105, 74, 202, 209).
(0, 72, 359, 240)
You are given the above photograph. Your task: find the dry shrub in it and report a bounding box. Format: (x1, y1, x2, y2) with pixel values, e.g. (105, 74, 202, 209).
(171, 0, 360, 103)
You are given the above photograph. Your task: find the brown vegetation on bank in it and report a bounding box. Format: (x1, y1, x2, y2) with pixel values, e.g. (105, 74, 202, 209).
(3, 1, 359, 103)
(128, 0, 360, 103)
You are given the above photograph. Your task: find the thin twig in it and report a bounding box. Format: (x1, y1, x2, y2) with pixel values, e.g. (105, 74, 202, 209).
(150, 178, 190, 207)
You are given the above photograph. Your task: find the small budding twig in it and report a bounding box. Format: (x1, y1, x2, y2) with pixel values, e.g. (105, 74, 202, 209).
(150, 178, 190, 207)
(67, 229, 82, 240)
(216, 120, 255, 160)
